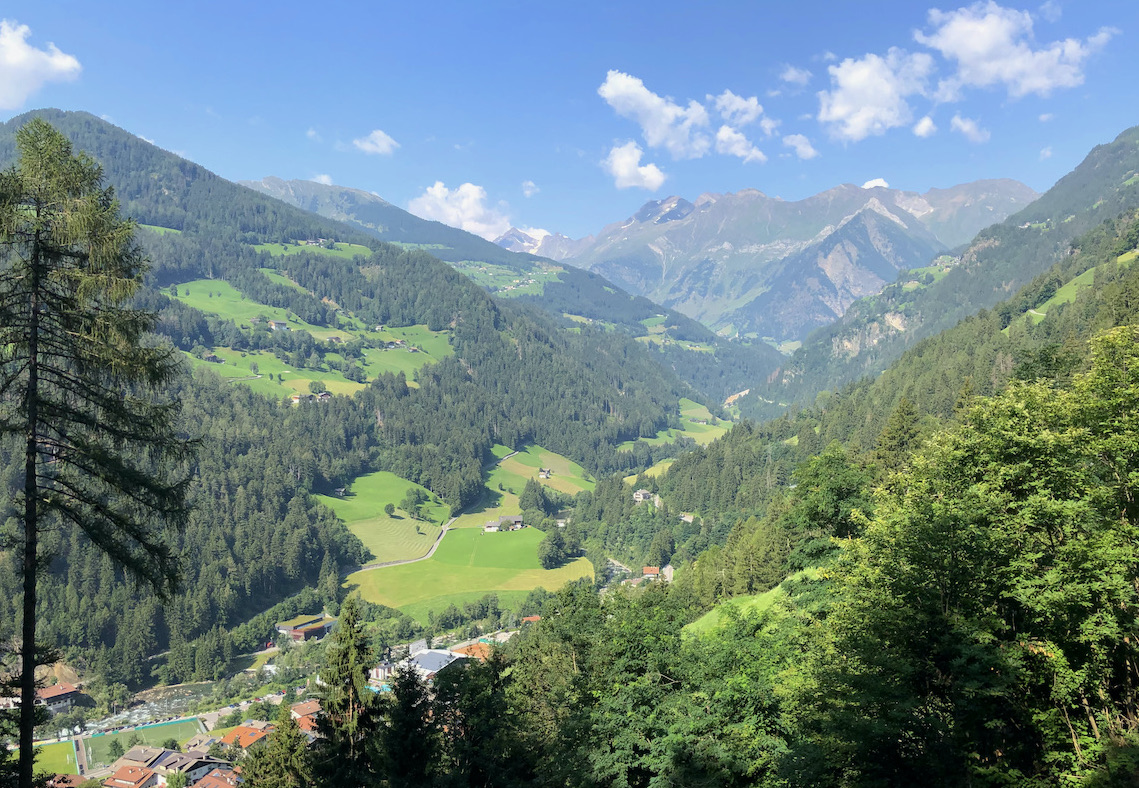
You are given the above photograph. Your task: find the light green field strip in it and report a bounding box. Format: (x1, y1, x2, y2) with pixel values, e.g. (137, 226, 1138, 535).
(623, 457, 675, 485)
(139, 223, 182, 235)
(259, 267, 309, 293)
(618, 398, 731, 451)
(346, 527, 592, 623)
(684, 587, 784, 637)
(183, 347, 366, 397)
(1007, 249, 1138, 332)
(252, 241, 373, 260)
(398, 589, 531, 625)
(314, 471, 449, 563)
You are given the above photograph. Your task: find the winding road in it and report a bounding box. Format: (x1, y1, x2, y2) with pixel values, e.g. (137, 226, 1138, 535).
(347, 450, 519, 574)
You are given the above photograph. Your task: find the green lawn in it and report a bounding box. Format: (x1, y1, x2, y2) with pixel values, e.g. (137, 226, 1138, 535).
(446, 259, 563, 297)
(1007, 249, 1138, 331)
(399, 589, 532, 624)
(314, 471, 449, 563)
(83, 718, 202, 768)
(252, 241, 373, 260)
(184, 347, 366, 398)
(346, 527, 592, 623)
(684, 587, 784, 637)
(624, 458, 675, 485)
(31, 741, 76, 775)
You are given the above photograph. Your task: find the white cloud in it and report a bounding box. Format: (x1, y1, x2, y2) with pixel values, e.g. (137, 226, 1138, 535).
(780, 65, 813, 86)
(521, 180, 539, 198)
(1040, 146, 1053, 160)
(306, 128, 321, 141)
(1039, 112, 1054, 122)
(782, 133, 819, 160)
(1039, 0, 1062, 23)
(758, 118, 780, 138)
(716, 126, 767, 163)
(138, 134, 155, 145)
(407, 182, 511, 240)
(602, 141, 667, 190)
(520, 226, 550, 241)
(915, 1, 1116, 100)
(0, 20, 81, 110)
(817, 48, 934, 141)
(311, 174, 333, 185)
(913, 115, 938, 137)
(862, 178, 890, 189)
(598, 70, 710, 159)
(950, 113, 991, 143)
(352, 128, 400, 155)
(712, 89, 764, 127)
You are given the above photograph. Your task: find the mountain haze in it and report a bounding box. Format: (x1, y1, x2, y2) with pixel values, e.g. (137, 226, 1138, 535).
(507, 180, 1036, 343)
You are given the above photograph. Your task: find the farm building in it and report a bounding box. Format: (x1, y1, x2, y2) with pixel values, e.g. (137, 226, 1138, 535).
(276, 613, 336, 642)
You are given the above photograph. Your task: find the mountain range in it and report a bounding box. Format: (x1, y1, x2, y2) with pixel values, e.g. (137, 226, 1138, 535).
(498, 180, 1037, 343)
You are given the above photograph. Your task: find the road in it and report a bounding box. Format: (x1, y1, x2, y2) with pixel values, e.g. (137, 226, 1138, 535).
(348, 450, 519, 574)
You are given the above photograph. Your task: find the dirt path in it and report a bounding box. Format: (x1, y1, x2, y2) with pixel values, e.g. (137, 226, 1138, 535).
(348, 450, 519, 574)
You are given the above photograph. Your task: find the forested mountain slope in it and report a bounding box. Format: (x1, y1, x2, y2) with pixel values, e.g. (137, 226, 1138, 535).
(753, 123, 1139, 418)
(243, 176, 783, 401)
(0, 109, 697, 686)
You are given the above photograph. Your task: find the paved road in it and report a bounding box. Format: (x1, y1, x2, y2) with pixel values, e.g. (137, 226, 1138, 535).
(348, 450, 520, 574)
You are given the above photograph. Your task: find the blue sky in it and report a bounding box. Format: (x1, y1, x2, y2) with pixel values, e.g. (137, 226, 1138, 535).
(2, 1, 1136, 239)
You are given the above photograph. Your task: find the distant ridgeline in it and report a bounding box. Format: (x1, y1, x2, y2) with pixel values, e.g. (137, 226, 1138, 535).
(0, 109, 700, 686)
(750, 123, 1139, 419)
(240, 176, 785, 403)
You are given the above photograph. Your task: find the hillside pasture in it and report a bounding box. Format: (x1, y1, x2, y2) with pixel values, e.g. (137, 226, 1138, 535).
(314, 471, 448, 563)
(618, 398, 730, 451)
(498, 444, 594, 495)
(346, 527, 592, 622)
(252, 241, 372, 261)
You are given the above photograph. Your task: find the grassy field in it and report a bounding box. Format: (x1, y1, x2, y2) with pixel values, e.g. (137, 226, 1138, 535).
(30, 741, 76, 775)
(259, 267, 308, 293)
(447, 260, 563, 297)
(400, 589, 531, 624)
(167, 277, 452, 395)
(252, 241, 373, 260)
(346, 527, 592, 622)
(314, 471, 449, 563)
(498, 445, 594, 495)
(618, 398, 731, 451)
(684, 569, 820, 637)
(139, 223, 182, 235)
(624, 458, 675, 485)
(1007, 249, 1138, 331)
(83, 718, 202, 767)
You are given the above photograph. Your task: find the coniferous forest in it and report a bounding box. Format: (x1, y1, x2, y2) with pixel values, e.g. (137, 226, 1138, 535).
(2, 103, 1139, 788)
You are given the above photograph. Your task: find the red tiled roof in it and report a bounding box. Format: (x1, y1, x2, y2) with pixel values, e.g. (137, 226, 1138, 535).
(220, 724, 273, 749)
(103, 764, 155, 788)
(290, 699, 321, 718)
(195, 768, 241, 788)
(521, 615, 541, 623)
(47, 776, 84, 788)
(296, 714, 319, 733)
(37, 683, 77, 700)
(642, 566, 660, 575)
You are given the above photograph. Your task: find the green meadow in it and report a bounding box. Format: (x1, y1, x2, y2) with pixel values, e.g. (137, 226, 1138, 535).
(498, 445, 594, 496)
(259, 267, 308, 292)
(447, 259, 563, 297)
(618, 398, 730, 451)
(346, 527, 592, 622)
(83, 718, 202, 768)
(252, 241, 373, 261)
(314, 471, 449, 563)
(1006, 249, 1138, 332)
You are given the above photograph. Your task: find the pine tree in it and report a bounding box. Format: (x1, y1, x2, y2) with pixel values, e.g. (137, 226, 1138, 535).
(243, 700, 313, 788)
(380, 666, 437, 788)
(0, 118, 193, 788)
(314, 595, 381, 785)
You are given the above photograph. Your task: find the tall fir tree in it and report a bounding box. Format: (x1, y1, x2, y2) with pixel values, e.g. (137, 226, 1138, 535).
(0, 118, 192, 788)
(313, 595, 381, 786)
(243, 699, 313, 788)
(380, 665, 437, 788)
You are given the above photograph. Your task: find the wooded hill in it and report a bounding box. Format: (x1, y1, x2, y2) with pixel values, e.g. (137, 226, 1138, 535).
(750, 123, 1139, 419)
(243, 175, 784, 401)
(0, 109, 707, 688)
